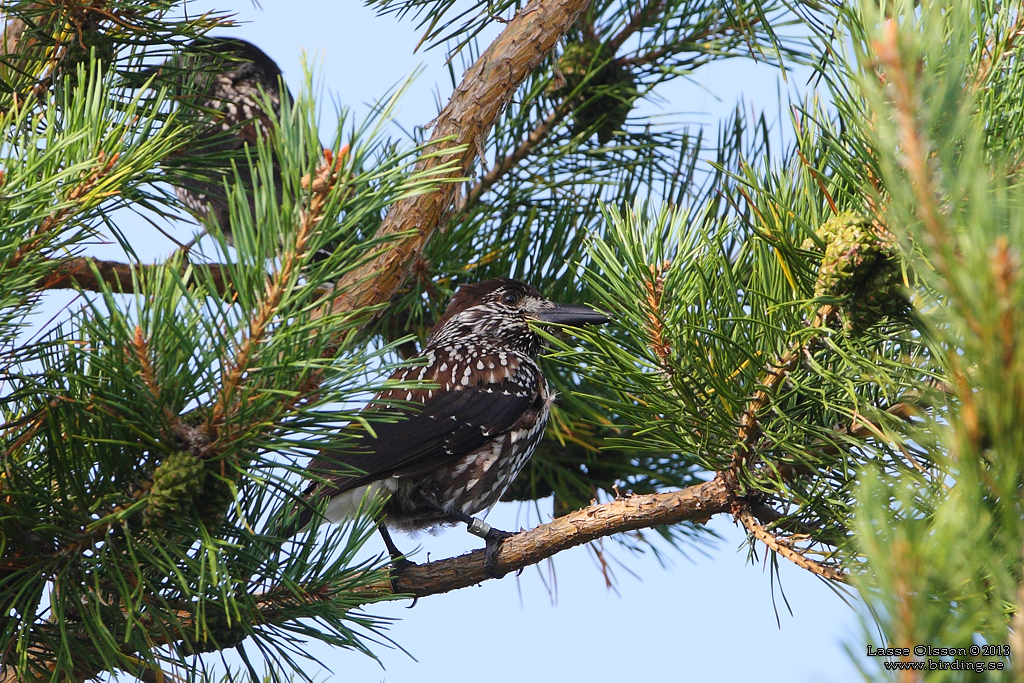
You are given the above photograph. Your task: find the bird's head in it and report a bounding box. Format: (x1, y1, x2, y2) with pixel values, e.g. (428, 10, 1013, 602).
(177, 37, 284, 90)
(426, 277, 609, 354)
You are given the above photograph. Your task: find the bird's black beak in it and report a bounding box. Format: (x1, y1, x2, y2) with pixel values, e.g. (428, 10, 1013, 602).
(530, 302, 610, 326)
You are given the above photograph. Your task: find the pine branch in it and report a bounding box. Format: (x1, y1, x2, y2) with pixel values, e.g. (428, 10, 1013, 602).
(606, 0, 665, 55)
(727, 304, 839, 489)
(8, 151, 120, 272)
(325, 0, 592, 322)
(374, 479, 734, 597)
(208, 159, 332, 429)
(8, 483, 729, 683)
(0, 388, 918, 683)
(36, 257, 233, 295)
(18, 478, 729, 681)
(457, 106, 568, 213)
(724, 303, 854, 579)
(972, 7, 1024, 88)
(33, 148, 352, 296)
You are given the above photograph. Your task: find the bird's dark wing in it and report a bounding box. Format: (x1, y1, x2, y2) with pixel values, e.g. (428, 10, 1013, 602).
(305, 350, 537, 496)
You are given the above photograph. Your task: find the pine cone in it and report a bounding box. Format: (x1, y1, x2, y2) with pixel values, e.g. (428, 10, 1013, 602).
(144, 450, 205, 529)
(54, 10, 118, 90)
(194, 470, 235, 529)
(803, 212, 907, 331)
(549, 40, 637, 144)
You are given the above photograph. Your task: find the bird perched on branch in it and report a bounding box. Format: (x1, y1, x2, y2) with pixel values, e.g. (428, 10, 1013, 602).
(297, 278, 609, 578)
(160, 37, 288, 238)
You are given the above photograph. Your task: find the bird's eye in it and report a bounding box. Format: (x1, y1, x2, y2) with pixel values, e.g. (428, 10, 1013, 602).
(501, 291, 520, 305)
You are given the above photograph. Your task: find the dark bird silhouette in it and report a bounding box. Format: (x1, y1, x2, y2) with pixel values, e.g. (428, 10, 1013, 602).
(161, 37, 288, 237)
(299, 278, 608, 577)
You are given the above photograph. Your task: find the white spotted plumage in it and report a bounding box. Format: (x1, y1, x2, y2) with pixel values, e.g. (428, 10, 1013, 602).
(301, 278, 606, 540)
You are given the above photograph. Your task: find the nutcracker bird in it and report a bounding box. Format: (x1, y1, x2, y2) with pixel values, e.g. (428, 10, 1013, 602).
(160, 37, 288, 239)
(297, 278, 608, 578)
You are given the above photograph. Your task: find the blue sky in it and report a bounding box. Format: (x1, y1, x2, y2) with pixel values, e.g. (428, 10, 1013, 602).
(100, 1, 867, 680)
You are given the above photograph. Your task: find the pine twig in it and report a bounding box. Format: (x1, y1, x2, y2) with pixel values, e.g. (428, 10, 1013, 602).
(873, 20, 949, 268)
(457, 107, 567, 213)
(10, 151, 119, 270)
(735, 510, 846, 582)
(0, 478, 763, 683)
(606, 0, 665, 55)
(973, 9, 1024, 88)
(36, 257, 233, 295)
(721, 303, 844, 577)
(727, 303, 839, 487)
(208, 149, 338, 429)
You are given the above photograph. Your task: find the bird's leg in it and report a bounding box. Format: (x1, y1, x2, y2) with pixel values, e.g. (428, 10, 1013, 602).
(449, 509, 516, 579)
(378, 523, 413, 567)
(378, 523, 416, 594)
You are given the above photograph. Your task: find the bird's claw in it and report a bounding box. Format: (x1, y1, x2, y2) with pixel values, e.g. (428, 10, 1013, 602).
(388, 556, 417, 594)
(482, 527, 516, 579)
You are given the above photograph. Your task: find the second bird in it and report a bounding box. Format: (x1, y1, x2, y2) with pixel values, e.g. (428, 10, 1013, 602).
(163, 37, 287, 238)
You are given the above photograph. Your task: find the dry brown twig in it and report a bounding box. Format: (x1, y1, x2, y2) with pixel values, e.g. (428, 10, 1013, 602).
(735, 510, 846, 582)
(457, 106, 568, 213)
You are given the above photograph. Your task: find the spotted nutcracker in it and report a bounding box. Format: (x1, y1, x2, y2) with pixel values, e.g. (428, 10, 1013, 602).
(298, 278, 608, 577)
(162, 37, 287, 238)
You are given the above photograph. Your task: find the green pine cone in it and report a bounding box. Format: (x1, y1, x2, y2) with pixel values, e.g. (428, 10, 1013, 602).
(202, 615, 248, 650)
(194, 472, 235, 529)
(847, 256, 907, 332)
(547, 42, 599, 98)
(583, 66, 637, 144)
(56, 16, 118, 90)
(548, 40, 638, 143)
(144, 450, 205, 529)
(803, 212, 905, 331)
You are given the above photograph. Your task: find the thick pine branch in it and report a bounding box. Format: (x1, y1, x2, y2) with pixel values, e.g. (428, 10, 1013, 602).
(326, 0, 592, 321)
(376, 478, 732, 597)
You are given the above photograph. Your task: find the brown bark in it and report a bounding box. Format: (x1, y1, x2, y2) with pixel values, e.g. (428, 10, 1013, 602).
(1, 2, 65, 103)
(2, 9, 29, 55)
(37, 257, 231, 295)
(2, 3, 47, 61)
(326, 0, 592, 321)
(377, 477, 732, 597)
